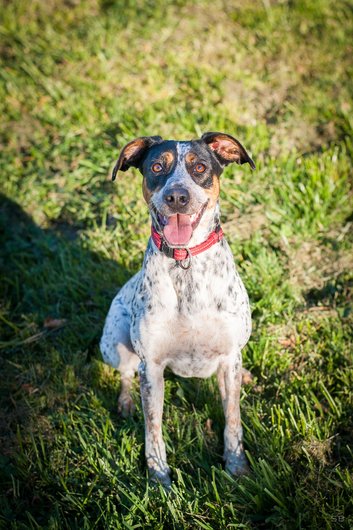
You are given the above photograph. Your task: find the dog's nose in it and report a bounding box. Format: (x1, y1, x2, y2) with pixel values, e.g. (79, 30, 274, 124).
(163, 187, 190, 209)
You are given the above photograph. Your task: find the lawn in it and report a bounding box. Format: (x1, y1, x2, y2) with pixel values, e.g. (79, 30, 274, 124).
(0, 0, 352, 528)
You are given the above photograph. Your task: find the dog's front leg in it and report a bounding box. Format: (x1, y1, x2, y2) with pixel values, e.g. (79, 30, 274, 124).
(217, 358, 249, 476)
(138, 361, 171, 487)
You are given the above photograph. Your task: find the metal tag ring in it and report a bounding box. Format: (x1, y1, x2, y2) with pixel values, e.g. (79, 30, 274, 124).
(177, 248, 192, 270)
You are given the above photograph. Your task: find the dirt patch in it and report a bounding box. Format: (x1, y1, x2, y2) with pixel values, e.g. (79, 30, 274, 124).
(280, 226, 353, 293)
(292, 436, 335, 465)
(223, 203, 268, 240)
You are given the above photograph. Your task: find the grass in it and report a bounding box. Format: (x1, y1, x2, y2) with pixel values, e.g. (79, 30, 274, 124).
(0, 0, 352, 527)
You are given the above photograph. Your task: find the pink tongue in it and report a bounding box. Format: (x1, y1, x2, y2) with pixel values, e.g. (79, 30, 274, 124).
(163, 214, 193, 246)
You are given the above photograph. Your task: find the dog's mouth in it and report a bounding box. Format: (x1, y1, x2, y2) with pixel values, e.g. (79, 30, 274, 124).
(154, 201, 208, 247)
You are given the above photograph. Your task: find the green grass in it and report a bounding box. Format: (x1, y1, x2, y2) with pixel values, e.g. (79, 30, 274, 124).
(1, 0, 353, 528)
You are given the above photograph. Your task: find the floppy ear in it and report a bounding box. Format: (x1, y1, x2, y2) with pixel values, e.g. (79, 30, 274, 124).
(112, 135, 163, 180)
(201, 132, 255, 170)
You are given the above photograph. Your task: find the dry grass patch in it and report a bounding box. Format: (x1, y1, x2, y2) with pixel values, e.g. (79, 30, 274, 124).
(284, 232, 353, 293)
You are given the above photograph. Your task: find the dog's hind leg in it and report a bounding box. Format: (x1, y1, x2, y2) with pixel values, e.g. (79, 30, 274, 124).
(100, 299, 140, 417)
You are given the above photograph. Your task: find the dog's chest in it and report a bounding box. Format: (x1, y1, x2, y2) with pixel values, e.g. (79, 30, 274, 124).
(130, 240, 251, 377)
(154, 311, 239, 377)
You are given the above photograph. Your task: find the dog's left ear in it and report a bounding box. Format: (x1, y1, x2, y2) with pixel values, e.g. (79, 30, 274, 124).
(201, 132, 255, 170)
(112, 136, 164, 180)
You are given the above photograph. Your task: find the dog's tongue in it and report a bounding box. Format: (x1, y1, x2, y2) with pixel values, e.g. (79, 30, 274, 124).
(163, 214, 193, 246)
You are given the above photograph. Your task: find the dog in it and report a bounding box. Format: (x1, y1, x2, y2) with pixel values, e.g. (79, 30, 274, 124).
(100, 132, 255, 487)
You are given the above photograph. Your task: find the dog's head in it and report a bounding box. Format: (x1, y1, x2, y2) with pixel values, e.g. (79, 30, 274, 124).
(113, 132, 255, 247)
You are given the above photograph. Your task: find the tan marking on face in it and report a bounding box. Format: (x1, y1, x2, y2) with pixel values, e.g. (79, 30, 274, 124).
(204, 174, 220, 208)
(142, 177, 153, 205)
(185, 152, 197, 164)
(162, 151, 174, 167)
(150, 150, 174, 170)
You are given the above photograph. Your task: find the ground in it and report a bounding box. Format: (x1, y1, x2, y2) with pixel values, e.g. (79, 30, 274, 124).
(0, 0, 352, 528)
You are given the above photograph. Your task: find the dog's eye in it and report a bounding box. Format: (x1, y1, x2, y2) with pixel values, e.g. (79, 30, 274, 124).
(195, 163, 206, 173)
(152, 162, 163, 173)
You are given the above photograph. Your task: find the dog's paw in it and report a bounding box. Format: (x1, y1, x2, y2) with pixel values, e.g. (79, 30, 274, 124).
(117, 394, 136, 417)
(148, 467, 172, 490)
(225, 452, 250, 477)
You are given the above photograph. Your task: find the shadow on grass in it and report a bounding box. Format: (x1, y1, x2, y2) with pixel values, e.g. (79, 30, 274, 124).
(0, 192, 133, 510)
(304, 271, 352, 317)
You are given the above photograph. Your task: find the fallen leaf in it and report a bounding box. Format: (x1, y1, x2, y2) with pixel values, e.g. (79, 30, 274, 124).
(205, 418, 214, 435)
(21, 383, 39, 395)
(242, 368, 254, 385)
(43, 318, 67, 329)
(278, 335, 296, 349)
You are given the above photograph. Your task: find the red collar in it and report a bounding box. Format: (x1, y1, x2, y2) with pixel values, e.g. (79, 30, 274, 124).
(151, 225, 224, 262)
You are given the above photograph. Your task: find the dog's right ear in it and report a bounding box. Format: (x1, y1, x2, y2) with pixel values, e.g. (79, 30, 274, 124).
(112, 136, 164, 181)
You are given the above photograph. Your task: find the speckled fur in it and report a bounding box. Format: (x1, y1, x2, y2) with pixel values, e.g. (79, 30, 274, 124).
(100, 133, 254, 486)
